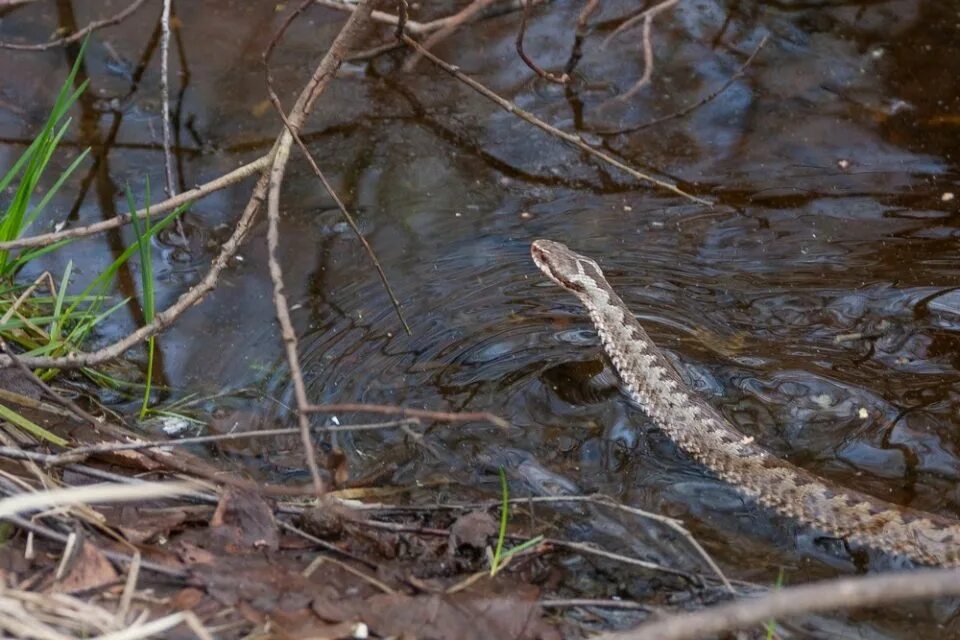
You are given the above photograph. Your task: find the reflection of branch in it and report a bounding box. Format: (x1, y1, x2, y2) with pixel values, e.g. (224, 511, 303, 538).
(597, 36, 768, 135)
(563, 0, 599, 75)
(593, 568, 960, 640)
(0, 0, 150, 50)
(603, 0, 681, 100)
(516, 0, 568, 84)
(396, 32, 710, 205)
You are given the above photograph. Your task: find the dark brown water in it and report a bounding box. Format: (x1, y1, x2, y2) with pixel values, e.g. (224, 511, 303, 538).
(2, 0, 960, 636)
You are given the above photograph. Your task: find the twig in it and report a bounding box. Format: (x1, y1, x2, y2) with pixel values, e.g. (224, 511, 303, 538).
(158, 0, 188, 243)
(0, 161, 272, 370)
(0, 154, 271, 251)
(0, 0, 150, 50)
(304, 402, 510, 429)
(263, 0, 379, 494)
(264, 49, 411, 335)
(5, 514, 187, 577)
(43, 419, 419, 464)
(606, 0, 681, 100)
(540, 598, 652, 610)
(396, 33, 710, 205)
(562, 0, 599, 75)
(279, 521, 380, 570)
(317, 0, 552, 37)
(0, 481, 197, 519)
(516, 0, 569, 84)
(0, 337, 103, 428)
(402, 0, 499, 71)
(592, 568, 960, 640)
(597, 36, 768, 135)
(547, 539, 699, 582)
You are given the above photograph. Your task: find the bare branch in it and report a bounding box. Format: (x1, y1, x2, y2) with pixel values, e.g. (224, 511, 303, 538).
(396, 33, 710, 205)
(0, 0, 150, 51)
(593, 569, 960, 640)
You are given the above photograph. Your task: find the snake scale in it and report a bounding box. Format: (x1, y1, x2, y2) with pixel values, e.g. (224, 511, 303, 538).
(531, 239, 960, 566)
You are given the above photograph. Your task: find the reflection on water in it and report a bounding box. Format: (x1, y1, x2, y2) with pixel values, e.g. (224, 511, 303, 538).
(2, 0, 960, 635)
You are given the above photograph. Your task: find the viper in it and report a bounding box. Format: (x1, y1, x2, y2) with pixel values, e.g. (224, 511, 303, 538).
(531, 239, 960, 566)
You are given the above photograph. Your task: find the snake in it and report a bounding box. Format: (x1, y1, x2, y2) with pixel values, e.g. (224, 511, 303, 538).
(531, 239, 960, 566)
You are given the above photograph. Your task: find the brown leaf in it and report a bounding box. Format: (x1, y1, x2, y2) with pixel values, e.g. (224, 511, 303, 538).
(111, 506, 189, 544)
(450, 511, 497, 550)
(312, 583, 558, 640)
(191, 556, 314, 611)
(171, 587, 205, 610)
(209, 487, 278, 553)
(53, 539, 118, 593)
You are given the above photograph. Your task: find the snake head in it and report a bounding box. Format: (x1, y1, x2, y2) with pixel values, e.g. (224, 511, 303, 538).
(531, 239, 606, 299)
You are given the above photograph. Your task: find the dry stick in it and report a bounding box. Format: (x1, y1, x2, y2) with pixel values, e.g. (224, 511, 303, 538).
(599, 36, 769, 135)
(611, 0, 681, 100)
(303, 402, 509, 429)
(397, 33, 710, 205)
(402, 0, 499, 71)
(516, 0, 569, 85)
(263, 0, 380, 495)
(159, 0, 187, 244)
(0, 0, 150, 50)
(264, 66, 411, 335)
(0, 0, 40, 8)
(4, 514, 185, 578)
(160, 0, 175, 197)
(546, 538, 699, 582)
(0, 154, 271, 251)
(44, 419, 419, 464)
(540, 598, 653, 610)
(593, 568, 960, 640)
(0, 337, 104, 428)
(316, 0, 551, 37)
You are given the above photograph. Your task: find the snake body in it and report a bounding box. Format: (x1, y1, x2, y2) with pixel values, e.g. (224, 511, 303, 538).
(531, 239, 960, 566)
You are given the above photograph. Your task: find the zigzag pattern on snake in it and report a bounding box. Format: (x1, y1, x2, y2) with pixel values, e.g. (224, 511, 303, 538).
(531, 238, 960, 566)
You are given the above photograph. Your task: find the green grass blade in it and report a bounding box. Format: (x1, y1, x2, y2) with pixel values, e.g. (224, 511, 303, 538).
(491, 466, 509, 576)
(49, 261, 73, 343)
(0, 402, 67, 446)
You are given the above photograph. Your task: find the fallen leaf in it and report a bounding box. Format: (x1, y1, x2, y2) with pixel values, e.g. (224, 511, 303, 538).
(209, 487, 278, 553)
(52, 538, 118, 593)
(450, 511, 497, 550)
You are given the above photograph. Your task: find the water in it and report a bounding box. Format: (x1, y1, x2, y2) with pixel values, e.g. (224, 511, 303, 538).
(1, 0, 959, 635)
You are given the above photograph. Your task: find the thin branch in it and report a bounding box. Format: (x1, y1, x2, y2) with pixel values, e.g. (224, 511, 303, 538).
(516, 0, 569, 84)
(0, 153, 271, 251)
(0, 161, 274, 369)
(598, 36, 769, 135)
(608, 0, 681, 100)
(0, 0, 150, 50)
(42, 419, 419, 464)
(303, 402, 510, 429)
(317, 0, 552, 36)
(262, 0, 379, 494)
(593, 569, 960, 640)
(402, 0, 499, 71)
(264, 64, 412, 335)
(396, 33, 710, 205)
(4, 514, 185, 578)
